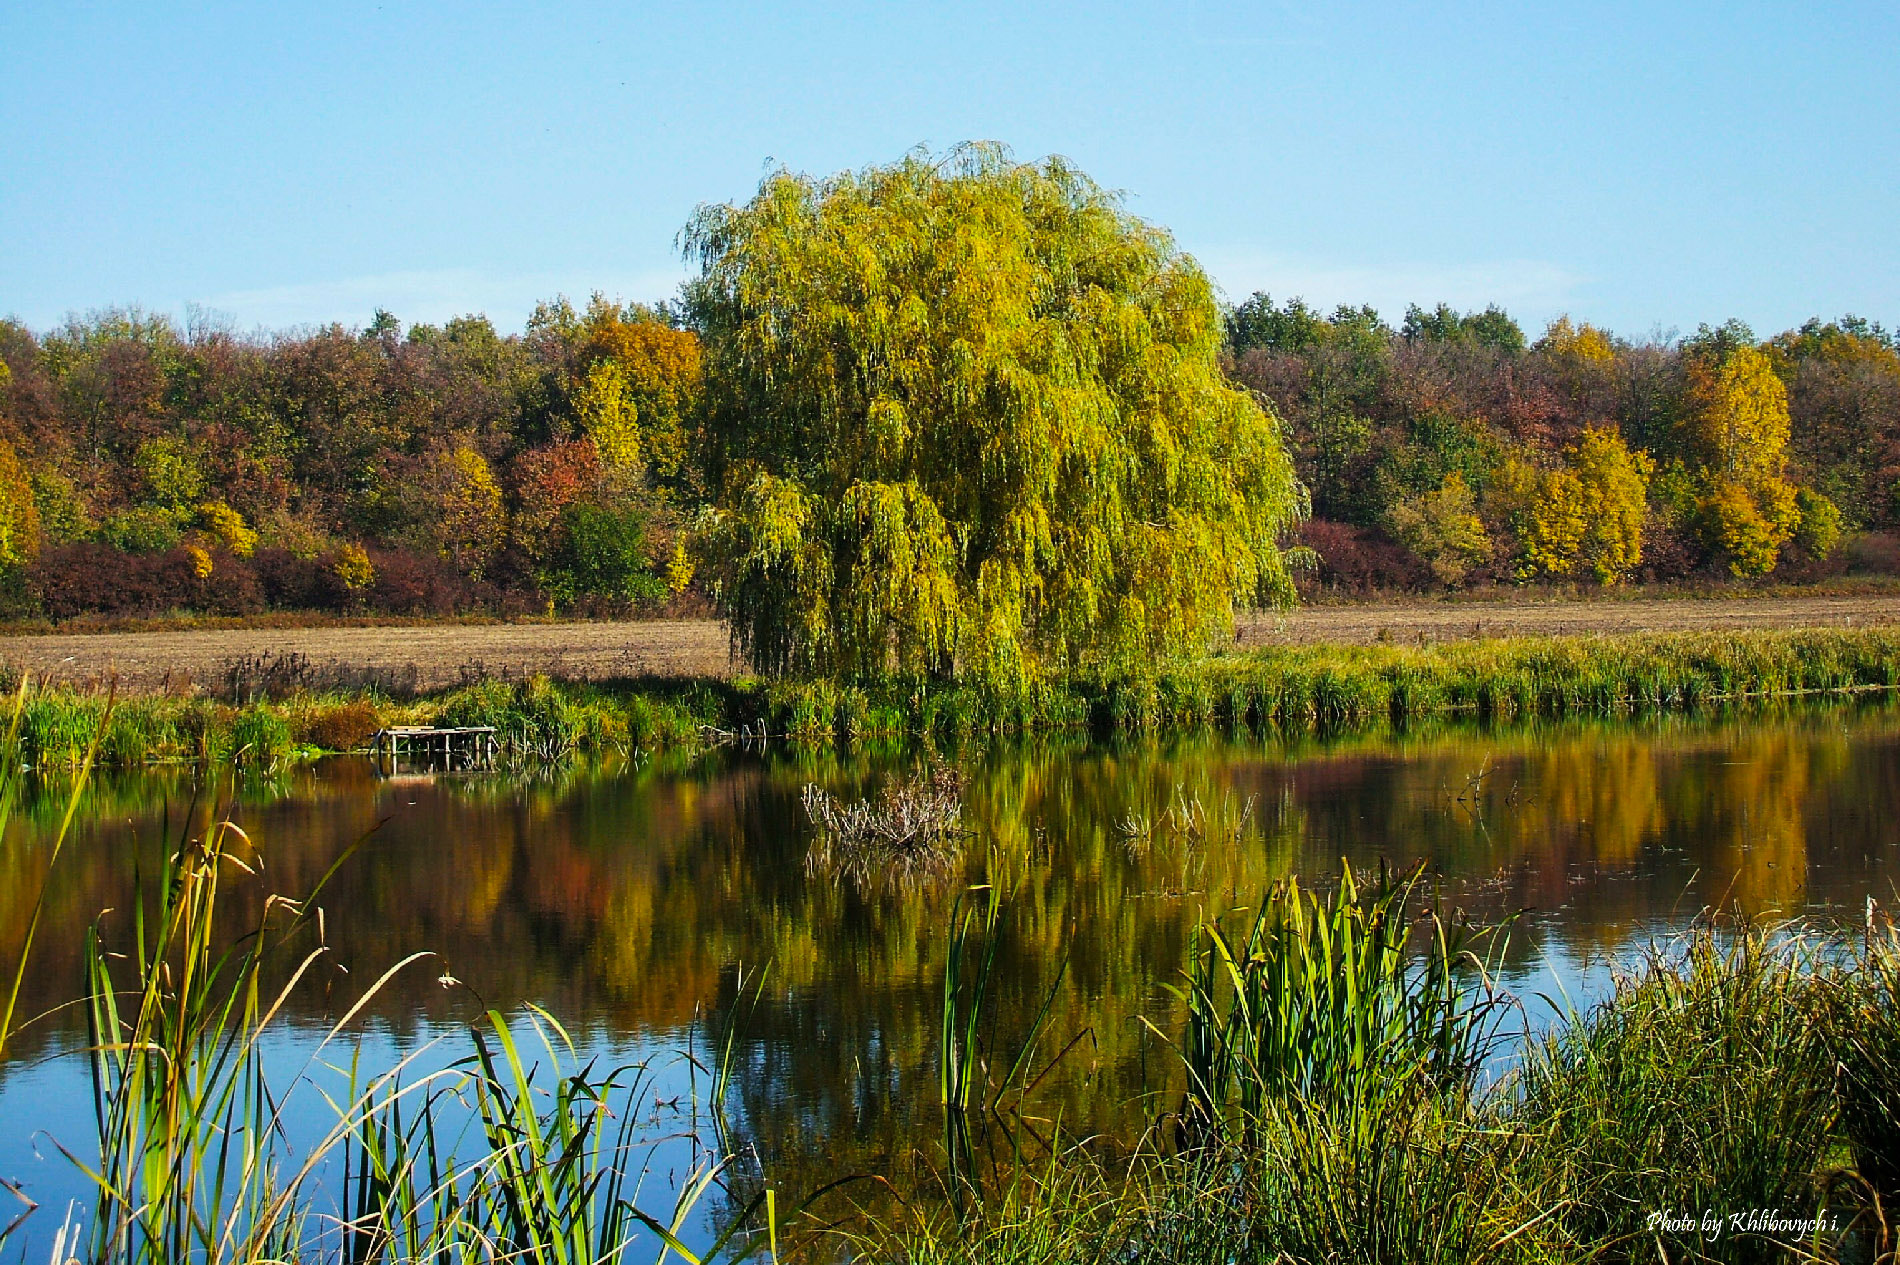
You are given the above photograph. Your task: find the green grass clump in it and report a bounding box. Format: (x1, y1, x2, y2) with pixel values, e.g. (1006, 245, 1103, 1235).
(99, 698, 189, 765)
(436, 675, 582, 759)
(228, 705, 295, 768)
(864, 891, 1896, 1265)
(1835, 919, 1900, 1214)
(1508, 930, 1843, 1263)
(1161, 862, 1526, 1265)
(21, 691, 105, 767)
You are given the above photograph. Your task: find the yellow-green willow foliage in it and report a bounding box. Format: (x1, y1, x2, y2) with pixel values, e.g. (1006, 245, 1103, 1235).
(683, 145, 1306, 681)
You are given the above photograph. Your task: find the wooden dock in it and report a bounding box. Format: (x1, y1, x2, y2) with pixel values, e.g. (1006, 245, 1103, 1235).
(372, 726, 499, 769)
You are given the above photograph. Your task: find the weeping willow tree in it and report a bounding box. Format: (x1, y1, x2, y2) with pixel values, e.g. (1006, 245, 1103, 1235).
(683, 144, 1306, 681)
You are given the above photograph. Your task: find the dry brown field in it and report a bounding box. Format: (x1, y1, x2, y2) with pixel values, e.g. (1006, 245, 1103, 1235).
(5, 593, 1900, 696)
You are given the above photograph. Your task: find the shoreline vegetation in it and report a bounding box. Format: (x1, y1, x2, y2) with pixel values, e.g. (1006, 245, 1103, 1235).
(9, 626, 1900, 769)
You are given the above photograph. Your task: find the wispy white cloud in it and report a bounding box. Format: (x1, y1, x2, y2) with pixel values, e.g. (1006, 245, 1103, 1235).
(1192, 248, 1589, 327)
(196, 266, 692, 333)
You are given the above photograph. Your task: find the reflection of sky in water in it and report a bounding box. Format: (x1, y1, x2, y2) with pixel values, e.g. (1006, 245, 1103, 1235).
(0, 1021, 730, 1262)
(1, 700, 1897, 1255)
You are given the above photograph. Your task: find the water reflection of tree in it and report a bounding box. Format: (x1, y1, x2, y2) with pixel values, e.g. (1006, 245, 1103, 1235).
(3, 703, 1898, 1209)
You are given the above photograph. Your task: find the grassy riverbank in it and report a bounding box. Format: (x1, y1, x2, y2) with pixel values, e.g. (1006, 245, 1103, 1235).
(12, 626, 1900, 768)
(853, 873, 1900, 1265)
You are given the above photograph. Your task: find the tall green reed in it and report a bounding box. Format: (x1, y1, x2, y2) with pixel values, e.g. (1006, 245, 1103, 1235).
(1146, 861, 1533, 1264)
(61, 795, 768, 1264)
(74, 812, 404, 1264)
(1829, 904, 1900, 1253)
(340, 1007, 768, 1265)
(941, 889, 1001, 1116)
(1161, 859, 1508, 1139)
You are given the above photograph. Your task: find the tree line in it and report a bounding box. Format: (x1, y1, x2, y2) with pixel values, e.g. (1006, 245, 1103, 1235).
(0, 296, 702, 621)
(1, 146, 1895, 679)
(1226, 295, 1897, 590)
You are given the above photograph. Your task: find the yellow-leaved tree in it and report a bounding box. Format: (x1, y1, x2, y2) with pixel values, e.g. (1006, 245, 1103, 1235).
(584, 306, 703, 488)
(1680, 345, 1809, 576)
(574, 361, 642, 490)
(1537, 316, 1616, 364)
(0, 363, 35, 571)
(684, 145, 1306, 680)
(417, 446, 505, 576)
(1495, 427, 1651, 584)
(1687, 345, 1789, 486)
(1386, 474, 1491, 585)
(197, 502, 258, 556)
(0, 438, 41, 571)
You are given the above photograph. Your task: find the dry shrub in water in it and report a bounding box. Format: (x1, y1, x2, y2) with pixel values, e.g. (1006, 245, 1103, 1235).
(804, 765, 966, 884)
(298, 700, 382, 751)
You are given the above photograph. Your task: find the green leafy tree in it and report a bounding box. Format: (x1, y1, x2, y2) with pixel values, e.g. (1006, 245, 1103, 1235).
(29, 469, 90, 544)
(132, 436, 206, 509)
(1225, 293, 1329, 356)
(1791, 486, 1842, 561)
(545, 501, 664, 607)
(1401, 303, 1526, 353)
(684, 145, 1306, 680)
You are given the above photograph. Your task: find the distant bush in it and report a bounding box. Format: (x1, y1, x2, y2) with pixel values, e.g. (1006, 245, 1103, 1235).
(365, 548, 471, 616)
(543, 501, 664, 610)
(33, 543, 198, 619)
(97, 506, 188, 554)
(1298, 519, 1431, 595)
(1845, 531, 1900, 577)
(17, 538, 549, 623)
(197, 549, 265, 616)
(254, 548, 349, 611)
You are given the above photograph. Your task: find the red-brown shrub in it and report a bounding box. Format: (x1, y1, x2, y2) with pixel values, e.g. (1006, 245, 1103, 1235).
(365, 547, 488, 615)
(33, 544, 199, 619)
(253, 549, 349, 612)
(1298, 519, 1432, 595)
(1845, 531, 1900, 576)
(197, 551, 265, 616)
(1635, 520, 1706, 584)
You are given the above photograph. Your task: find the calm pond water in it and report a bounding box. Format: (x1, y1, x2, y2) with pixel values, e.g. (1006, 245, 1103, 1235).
(2, 700, 1898, 1253)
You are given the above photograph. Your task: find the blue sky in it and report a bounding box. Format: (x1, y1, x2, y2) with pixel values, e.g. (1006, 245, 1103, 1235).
(3, 1, 1895, 339)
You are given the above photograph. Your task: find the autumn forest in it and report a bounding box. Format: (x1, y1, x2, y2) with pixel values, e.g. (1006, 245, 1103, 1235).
(0, 171, 1894, 633)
